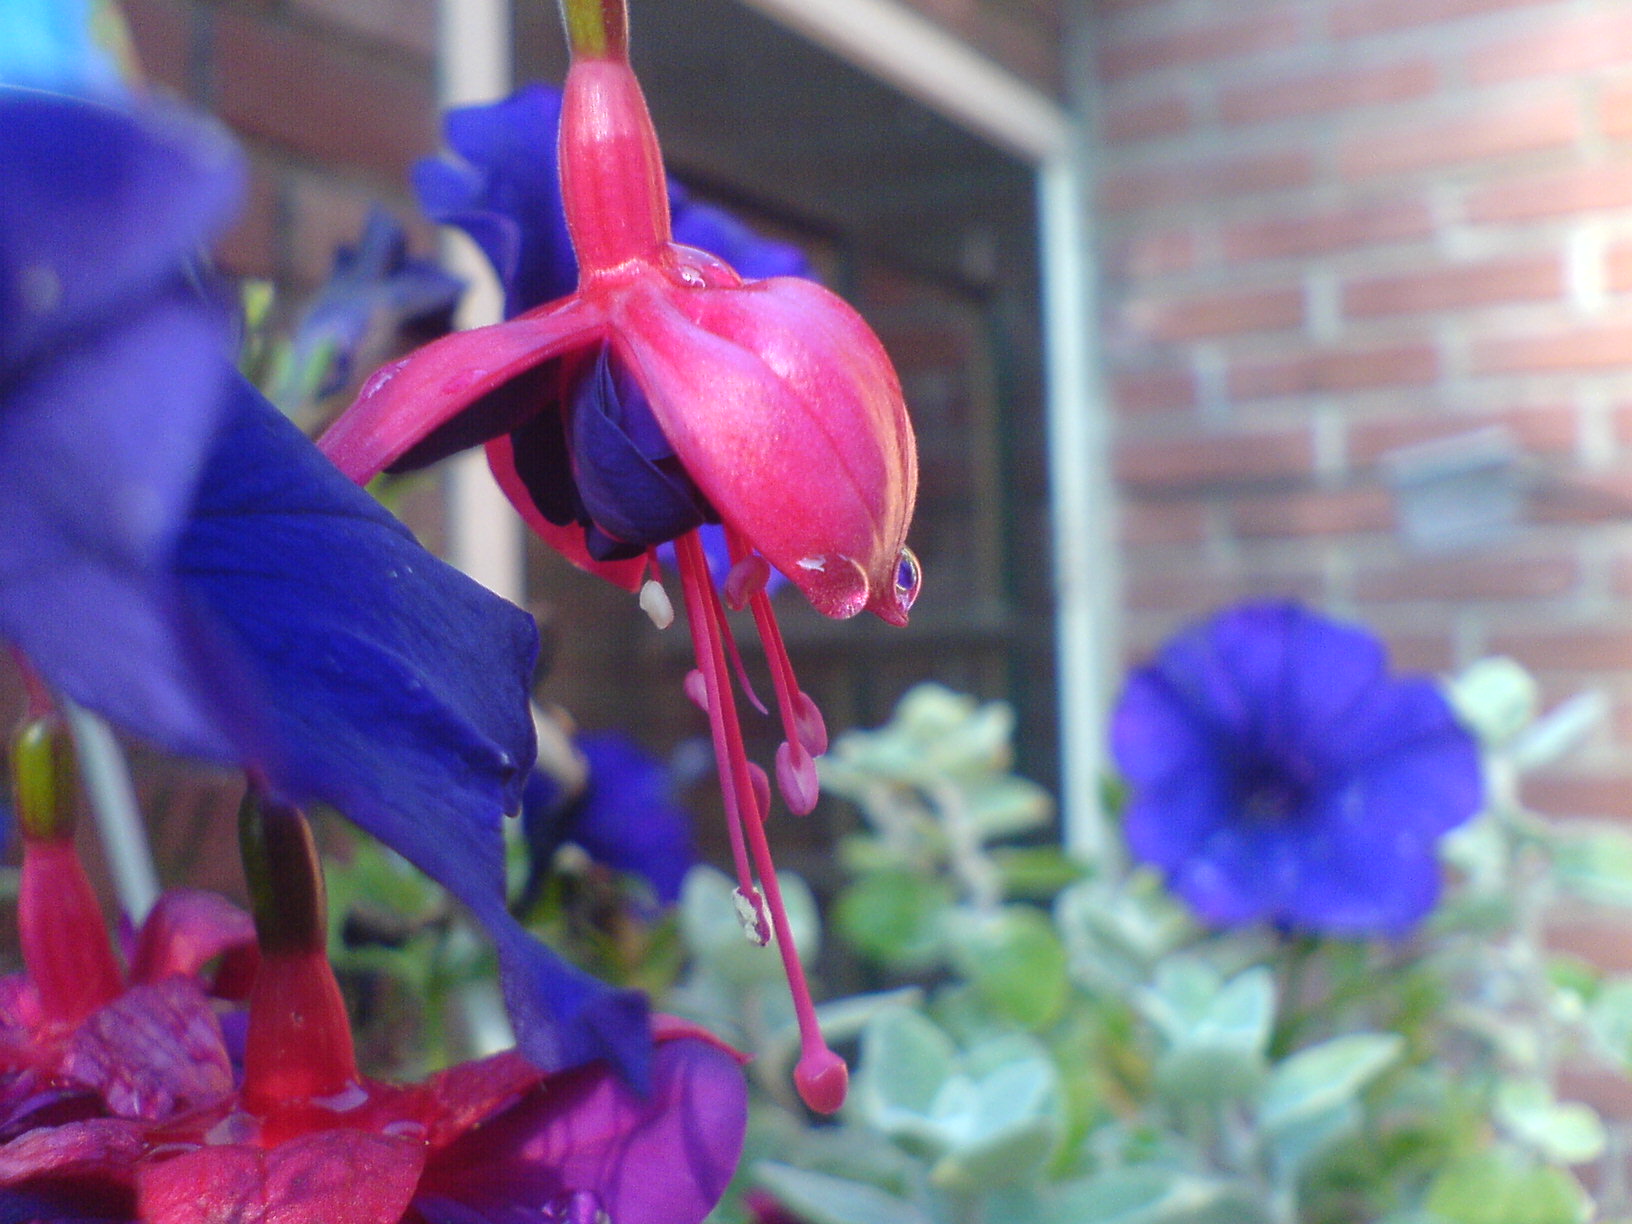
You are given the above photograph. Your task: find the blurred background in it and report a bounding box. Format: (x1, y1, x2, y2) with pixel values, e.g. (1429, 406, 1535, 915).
(91, 0, 1632, 958)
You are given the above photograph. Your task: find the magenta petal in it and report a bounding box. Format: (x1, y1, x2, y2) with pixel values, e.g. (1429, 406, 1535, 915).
(58, 980, 232, 1123)
(614, 278, 915, 624)
(318, 298, 604, 482)
(137, 1131, 425, 1224)
(130, 891, 256, 986)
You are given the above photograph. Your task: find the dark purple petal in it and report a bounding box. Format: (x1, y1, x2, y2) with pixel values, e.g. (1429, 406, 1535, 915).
(179, 379, 651, 1083)
(415, 1034, 746, 1224)
(524, 734, 695, 906)
(415, 85, 577, 316)
(569, 348, 711, 552)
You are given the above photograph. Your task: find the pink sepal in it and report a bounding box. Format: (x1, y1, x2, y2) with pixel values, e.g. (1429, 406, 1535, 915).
(318, 298, 605, 482)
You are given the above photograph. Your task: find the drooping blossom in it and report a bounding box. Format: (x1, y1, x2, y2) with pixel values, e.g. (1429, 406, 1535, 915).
(320, 0, 920, 1111)
(523, 730, 696, 907)
(1110, 602, 1484, 936)
(0, 754, 746, 1224)
(0, 85, 647, 1082)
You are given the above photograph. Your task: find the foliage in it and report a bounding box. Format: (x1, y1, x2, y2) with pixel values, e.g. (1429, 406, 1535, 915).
(677, 674, 1632, 1224)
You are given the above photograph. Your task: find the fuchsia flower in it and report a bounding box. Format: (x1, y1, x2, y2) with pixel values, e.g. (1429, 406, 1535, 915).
(320, 2, 919, 1112)
(0, 724, 746, 1224)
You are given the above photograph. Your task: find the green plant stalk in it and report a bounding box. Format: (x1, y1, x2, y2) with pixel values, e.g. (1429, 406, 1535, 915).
(558, 0, 627, 59)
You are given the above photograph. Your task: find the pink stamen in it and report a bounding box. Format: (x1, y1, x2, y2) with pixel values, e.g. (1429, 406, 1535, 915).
(724, 554, 771, 611)
(683, 668, 710, 712)
(674, 532, 847, 1112)
(748, 588, 826, 815)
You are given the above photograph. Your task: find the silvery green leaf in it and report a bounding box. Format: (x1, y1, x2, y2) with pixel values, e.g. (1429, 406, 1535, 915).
(1267, 1096, 1361, 1175)
(1151, 966, 1275, 1102)
(679, 864, 818, 986)
(1510, 690, 1608, 772)
(1259, 1033, 1403, 1134)
(1588, 977, 1632, 1067)
(1449, 657, 1538, 746)
(947, 905, 1070, 1029)
(1496, 1079, 1606, 1165)
(1553, 824, 1632, 908)
(853, 1004, 958, 1125)
(753, 1163, 936, 1224)
(965, 776, 1055, 840)
(1056, 874, 1192, 987)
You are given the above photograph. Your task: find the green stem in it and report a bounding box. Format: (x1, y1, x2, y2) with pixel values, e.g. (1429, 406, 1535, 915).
(558, 0, 627, 59)
(238, 791, 327, 955)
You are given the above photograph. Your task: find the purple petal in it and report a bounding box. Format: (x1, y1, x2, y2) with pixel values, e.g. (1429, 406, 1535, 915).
(0, 90, 242, 377)
(415, 1033, 746, 1224)
(58, 980, 232, 1123)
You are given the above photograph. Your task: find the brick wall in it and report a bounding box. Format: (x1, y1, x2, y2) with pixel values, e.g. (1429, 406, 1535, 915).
(121, 0, 439, 293)
(1094, 0, 1632, 825)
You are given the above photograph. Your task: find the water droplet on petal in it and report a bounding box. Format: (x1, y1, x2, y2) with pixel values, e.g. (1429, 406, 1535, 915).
(684, 669, 710, 711)
(798, 556, 869, 619)
(733, 886, 772, 945)
(677, 265, 705, 287)
(776, 740, 820, 815)
(725, 554, 771, 610)
(639, 578, 674, 628)
(439, 368, 489, 396)
(893, 546, 923, 611)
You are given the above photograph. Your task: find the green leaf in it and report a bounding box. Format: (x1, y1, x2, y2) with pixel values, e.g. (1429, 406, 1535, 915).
(964, 776, 1055, 841)
(1496, 1080, 1606, 1165)
(678, 865, 818, 986)
(1449, 657, 1538, 747)
(853, 1005, 958, 1124)
(1149, 965, 1275, 1103)
(753, 1163, 934, 1224)
(1045, 1170, 1270, 1224)
(1589, 977, 1632, 1068)
(1259, 1032, 1403, 1134)
(835, 870, 955, 969)
(1425, 1148, 1593, 1224)
(948, 906, 1070, 1029)
(1553, 824, 1632, 908)
(992, 846, 1089, 899)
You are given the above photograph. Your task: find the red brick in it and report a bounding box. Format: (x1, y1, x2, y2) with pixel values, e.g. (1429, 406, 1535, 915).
(1347, 405, 1576, 465)
(123, 0, 191, 95)
(1354, 555, 1579, 602)
(1219, 59, 1438, 126)
(1487, 626, 1632, 672)
(1464, 164, 1632, 223)
(1123, 285, 1304, 341)
(214, 12, 436, 185)
(1114, 428, 1314, 489)
(1220, 199, 1433, 261)
(1228, 342, 1439, 400)
(1532, 471, 1632, 525)
(1100, 9, 1301, 82)
(1331, 0, 1560, 40)
(215, 158, 279, 280)
(1230, 487, 1396, 537)
(1384, 632, 1458, 673)
(1107, 228, 1198, 278)
(288, 173, 432, 287)
(1102, 94, 1193, 144)
(1102, 150, 1315, 213)
(1470, 316, 1632, 374)
(290, 0, 438, 60)
(1125, 565, 1323, 611)
(1604, 78, 1632, 141)
(1468, 10, 1632, 83)
(1338, 89, 1579, 179)
(1342, 253, 1562, 318)
(1524, 773, 1632, 819)
(1119, 500, 1210, 546)
(1109, 367, 1198, 415)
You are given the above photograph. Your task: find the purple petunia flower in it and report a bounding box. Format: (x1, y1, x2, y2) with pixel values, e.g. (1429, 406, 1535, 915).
(0, 87, 650, 1084)
(1110, 602, 1484, 936)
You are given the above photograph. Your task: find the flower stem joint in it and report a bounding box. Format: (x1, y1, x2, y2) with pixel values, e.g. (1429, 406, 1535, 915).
(321, 0, 919, 1112)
